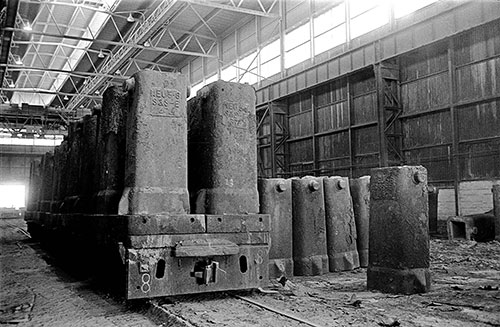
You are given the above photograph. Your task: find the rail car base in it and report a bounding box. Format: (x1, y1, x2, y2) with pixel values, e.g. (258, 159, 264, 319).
(25, 212, 270, 300)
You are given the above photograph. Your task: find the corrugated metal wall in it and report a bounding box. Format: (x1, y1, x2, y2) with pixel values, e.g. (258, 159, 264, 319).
(258, 19, 500, 188)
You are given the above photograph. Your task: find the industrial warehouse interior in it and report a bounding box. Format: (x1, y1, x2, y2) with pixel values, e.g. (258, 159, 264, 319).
(1, 0, 500, 326)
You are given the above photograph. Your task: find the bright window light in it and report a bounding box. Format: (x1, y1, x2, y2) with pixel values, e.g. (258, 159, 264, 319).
(350, 4, 389, 39)
(0, 185, 25, 209)
(239, 52, 257, 71)
(221, 65, 237, 82)
(0, 137, 62, 146)
(349, 0, 378, 18)
(205, 74, 218, 85)
(238, 53, 258, 85)
(315, 24, 346, 55)
(260, 39, 280, 63)
(261, 57, 281, 78)
(285, 22, 310, 51)
(189, 82, 204, 99)
(393, 0, 438, 18)
(314, 3, 345, 37)
(285, 42, 310, 68)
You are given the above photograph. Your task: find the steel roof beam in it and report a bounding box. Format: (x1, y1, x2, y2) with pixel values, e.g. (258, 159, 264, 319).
(0, 88, 101, 99)
(66, 0, 185, 111)
(181, 0, 278, 17)
(2, 65, 127, 80)
(4, 28, 216, 58)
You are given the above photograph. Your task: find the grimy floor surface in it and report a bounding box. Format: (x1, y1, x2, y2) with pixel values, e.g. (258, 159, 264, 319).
(1, 217, 499, 327)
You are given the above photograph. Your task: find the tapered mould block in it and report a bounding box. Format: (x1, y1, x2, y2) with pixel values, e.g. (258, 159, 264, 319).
(447, 214, 495, 242)
(50, 146, 62, 212)
(324, 176, 359, 272)
(350, 176, 370, 268)
(188, 80, 259, 214)
(62, 121, 83, 212)
(77, 115, 97, 213)
(258, 178, 293, 278)
(493, 184, 500, 241)
(96, 86, 128, 214)
(39, 152, 54, 213)
(292, 176, 329, 276)
(119, 71, 190, 215)
(54, 140, 69, 213)
(367, 166, 430, 294)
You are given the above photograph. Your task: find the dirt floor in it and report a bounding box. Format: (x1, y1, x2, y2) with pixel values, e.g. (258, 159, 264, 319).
(1, 217, 500, 326)
(154, 238, 500, 327)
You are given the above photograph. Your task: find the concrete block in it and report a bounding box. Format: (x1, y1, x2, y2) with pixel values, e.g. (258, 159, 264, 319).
(258, 178, 293, 278)
(77, 115, 98, 213)
(493, 184, 500, 241)
(292, 176, 328, 276)
(39, 152, 54, 213)
(447, 214, 495, 242)
(54, 141, 69, 213)
(119, 71, 190, 215)
(350, 176, 370, 267)
(367, 166, 430, 294)
(188, 81, 258, 214)
(62, 121, 83, 213)
(50, 146, 62, 212)
(96, 86, 128, 214)
(324, 176, 359, 272)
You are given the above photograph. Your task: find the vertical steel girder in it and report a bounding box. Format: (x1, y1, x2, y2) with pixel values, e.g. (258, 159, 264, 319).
(376, 60, 403, 167)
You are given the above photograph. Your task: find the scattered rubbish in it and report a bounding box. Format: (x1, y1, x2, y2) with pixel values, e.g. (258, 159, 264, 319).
(378, 319, 400, 326)
(278, 276, 287, 287)
(347, 299, 362, 307)
(257, 287, 279, 294)
(423, 301, 443, 307)
(460, 241, 477, 249)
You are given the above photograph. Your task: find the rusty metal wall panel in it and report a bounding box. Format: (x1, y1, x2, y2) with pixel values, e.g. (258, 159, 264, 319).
(306, 69, 317, 87)
(318, 158, 350, 177)
(317, 131, 349, 162)
(352, 92, 377, 125)
(318, 63, 328, 83)
(316, 103, 349, 132)
(457, 101, 500, 142)
(402, 112, 452, 148)
(401, 72, 450, 113)
(288, 138, 313, 167)
(404, 146, 453, 182)
(352, 48, 365, 71)
(413, 22, 434, 48)
(396, 29, 414, 55)
(353, 154, 379, 178)
(456, 59, 500, 102)
(458, 139, 500, 180)
(297, 72, 306, 90)
(289, 112, 312, 138)
(353, 125, 379, 155)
